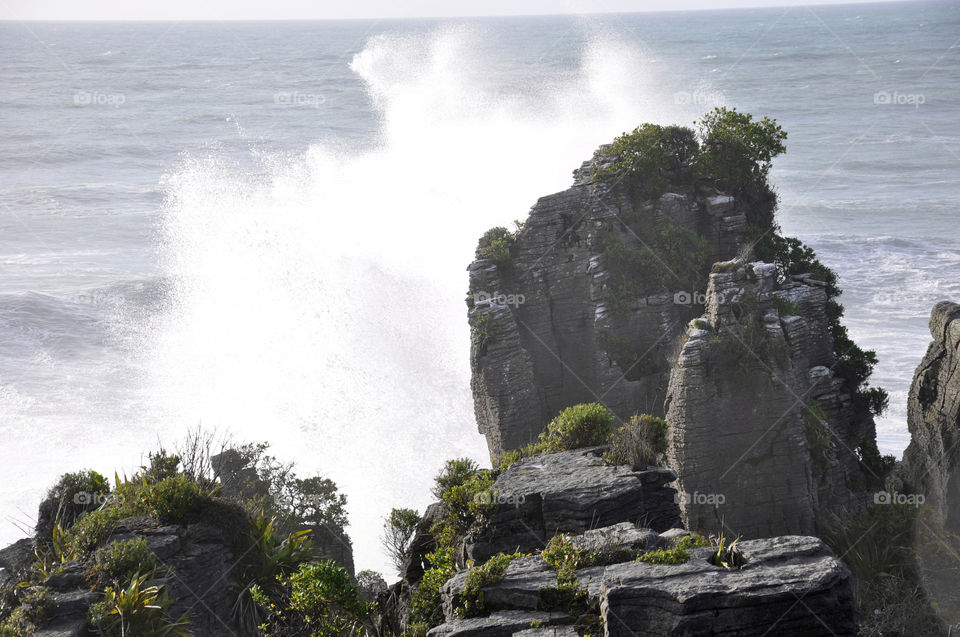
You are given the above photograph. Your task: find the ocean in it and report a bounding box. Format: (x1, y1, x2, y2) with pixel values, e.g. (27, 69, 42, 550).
(1, 0, 958, 574)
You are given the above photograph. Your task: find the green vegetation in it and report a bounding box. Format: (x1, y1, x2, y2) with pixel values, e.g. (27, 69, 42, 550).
(821, 505, 955, 636)
(595, 124, 699, 197)
(694, 108, 786, 195)
(87, 538, 159, 590)
(600, 223, 709, 316)
(88, 572, 194, 637)
(381, 507, 422, 575)
(0, 588, 54, 637)
(771, 295, 800, 317)
(708, 320, 790, 377)
(803, 403, 835, 472)
(409, 459, 500, 631)
(636, 534, 710, 565)
(496, 403, 617, 470)
(604, 414, 669, 470)
(455, 552, 524, 618)
(708, 529, 745, 569)
(752, 232, 890, 420)
(231, 514, 314, 635)
(252, 560, 372, 637)
(477, 226, 517, 270)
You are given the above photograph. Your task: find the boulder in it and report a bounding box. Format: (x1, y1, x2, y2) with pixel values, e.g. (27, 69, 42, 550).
(428, 611, 571, 637)
(464, 449, 681, 562)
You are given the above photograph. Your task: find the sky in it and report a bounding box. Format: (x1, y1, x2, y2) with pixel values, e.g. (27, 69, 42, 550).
(1, 0, 907, 21)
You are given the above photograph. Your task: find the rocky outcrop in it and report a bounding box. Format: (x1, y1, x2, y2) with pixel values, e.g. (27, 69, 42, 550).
(467, 151, 757, 460)
(2, 516, 243, 637)
(665, 260, 878, 538)
(463, 448, 681, 562)
(434, 525, 856, 637)
(902, 301, 960, 530)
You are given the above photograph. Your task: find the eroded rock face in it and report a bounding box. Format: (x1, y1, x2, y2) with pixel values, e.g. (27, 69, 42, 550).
(599, 536, 856, 637)
(464, 449, 682, 562)
(665, 260, 878, 539)
(902, 301, 960, 530)
(434, 524, 856, 637)
(9, 516, 242, 637)
(467, 151, 756, 460)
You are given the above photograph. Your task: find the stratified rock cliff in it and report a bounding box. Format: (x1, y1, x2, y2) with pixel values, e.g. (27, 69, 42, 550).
(468, 149, 755, 459)
(902, 301, 960, 530)
(665, 259, 879, 538)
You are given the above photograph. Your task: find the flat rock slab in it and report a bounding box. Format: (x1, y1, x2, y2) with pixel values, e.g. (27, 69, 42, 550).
(442, 556, 558, 620)
(600, 536, 856, 636)
(466, 449, 681, 562)
(428, 611, 571, 637)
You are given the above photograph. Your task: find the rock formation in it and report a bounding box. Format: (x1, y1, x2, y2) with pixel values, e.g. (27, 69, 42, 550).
(902, 301, 960, 531)
(467, 150, 754, 460)
(463, 448, 681, 562)
(666, 260, 879, 538)
(433, 525, 856, 637)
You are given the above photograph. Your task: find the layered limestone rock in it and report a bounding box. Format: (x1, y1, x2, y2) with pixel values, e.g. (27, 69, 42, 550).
(902, 301, 960, 530)
(463, 449, 682, 562)
(665, 260, 878, 538)
(467, 150, 756, 460)
(18, 516, 241, 637)
(434, 525, 856, 637)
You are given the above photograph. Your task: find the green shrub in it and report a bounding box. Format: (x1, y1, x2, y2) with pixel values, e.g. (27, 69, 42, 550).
(381, 507, 421, 575)
(231, 513, 313, 635)
(432, 458, 480, 500)
(0, 588, 54, 637)
(87, 572, 193, 637)
(442, 470, 497, 533)
(455, 552, 523, 618)
(771, 295, 800, 317)
(409, 546, 455, 629)
(600, 224, 709, 315)
(67, 507, 124, 556)
(43, 470, 110, 530)
(128, 475, 207, 523)
(636, 534, 709, 565)
(694, 107, 786, 193)
(252, 560, 371, 637)
(88, 538, 159, 589)
(477, 227, 515, 269)
(540, 403, 615, 452)
(604, 414, 669, 470)
(596, 124, 699, 197)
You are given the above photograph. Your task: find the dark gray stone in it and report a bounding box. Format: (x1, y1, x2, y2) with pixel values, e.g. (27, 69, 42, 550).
(902, 301, 960, 530)
(464, 449, 681, 562)
(428, 611, 571, 637)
